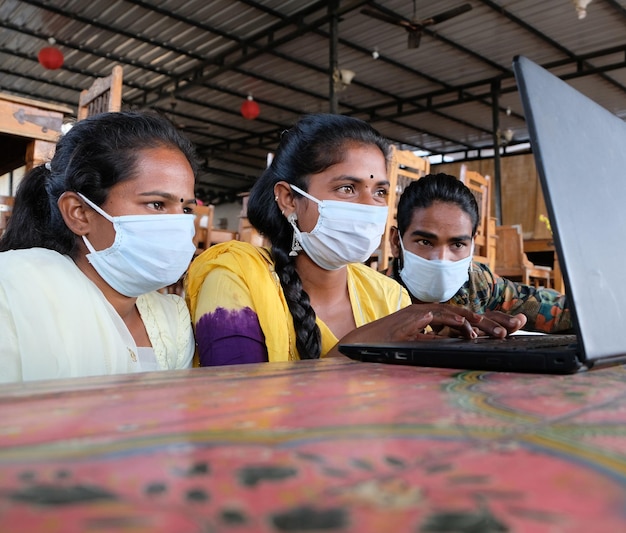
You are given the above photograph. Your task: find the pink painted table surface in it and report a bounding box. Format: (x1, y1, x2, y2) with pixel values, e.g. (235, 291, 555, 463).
(2, 357, 626, 532)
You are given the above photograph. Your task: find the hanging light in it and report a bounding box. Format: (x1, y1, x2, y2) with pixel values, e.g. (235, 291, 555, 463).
(38, 37, 64, 70)
(240, 95, 260, 120)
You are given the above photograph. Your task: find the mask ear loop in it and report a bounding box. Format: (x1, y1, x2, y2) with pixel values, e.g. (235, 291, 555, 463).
(287, 212, 302, 257)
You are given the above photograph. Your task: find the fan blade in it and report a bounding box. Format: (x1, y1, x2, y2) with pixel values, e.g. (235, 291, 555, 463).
(360, 4, 417, 30)
(421, 3, 473, 26)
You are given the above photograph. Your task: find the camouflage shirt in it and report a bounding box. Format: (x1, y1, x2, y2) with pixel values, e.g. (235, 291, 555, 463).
(450, 262, 571, 333)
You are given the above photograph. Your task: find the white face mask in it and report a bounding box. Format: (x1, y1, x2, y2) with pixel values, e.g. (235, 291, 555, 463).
(288, 184, 388, 271)
(78, 193, 196, 297)
(398, 238, 473, 302)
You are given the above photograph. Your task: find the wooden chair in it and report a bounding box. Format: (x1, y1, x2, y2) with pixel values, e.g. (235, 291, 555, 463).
(495, 224, 552, 288)
(376, 145, 430, 271)
(0, 195, 14, 238)
(77, 65, 123, 121)
(193, 204, 215, 254)
(460, 165, 497, 271)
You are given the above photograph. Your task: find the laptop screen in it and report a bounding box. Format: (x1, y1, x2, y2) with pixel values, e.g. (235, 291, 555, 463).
(513, 55, 626, 362)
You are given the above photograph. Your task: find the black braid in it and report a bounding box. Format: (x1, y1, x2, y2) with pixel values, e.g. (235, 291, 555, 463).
(272, 244, 321, 359)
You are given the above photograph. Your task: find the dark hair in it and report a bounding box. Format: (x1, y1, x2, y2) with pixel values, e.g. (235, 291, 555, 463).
(0, 111, 197, 255)
(393, 172, 479, 280)
(397, 173, 479, 235)
(247, 113, 390, 360)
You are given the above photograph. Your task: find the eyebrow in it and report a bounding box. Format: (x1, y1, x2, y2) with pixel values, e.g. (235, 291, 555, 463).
(409, 229, 472, 242)
(331, 175, 390, 187)
(139, 191, 197, 205)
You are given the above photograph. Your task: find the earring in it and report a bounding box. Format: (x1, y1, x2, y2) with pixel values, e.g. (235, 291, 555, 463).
(274, 195, 279, 202)
(287, 212, 302, 257)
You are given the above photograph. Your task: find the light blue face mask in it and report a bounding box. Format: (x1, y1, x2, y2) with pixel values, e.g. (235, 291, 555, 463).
(288, 184, 389, 270)
(399, 237, 473, 302)
(78, 193, 196, 297)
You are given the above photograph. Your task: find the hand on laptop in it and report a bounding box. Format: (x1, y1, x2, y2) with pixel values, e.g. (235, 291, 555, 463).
(432, 310, 527, 339)
(328, 304, 479, 355)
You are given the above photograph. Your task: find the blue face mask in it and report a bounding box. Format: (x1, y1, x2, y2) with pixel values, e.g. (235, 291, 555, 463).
(78, 193, 196, 297)
(288, 185, 389, 270)
(399, 238, 473, 302)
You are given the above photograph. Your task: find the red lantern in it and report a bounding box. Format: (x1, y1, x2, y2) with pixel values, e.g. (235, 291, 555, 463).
(240, 95, 260, 120)
(38, 46, 64, 70)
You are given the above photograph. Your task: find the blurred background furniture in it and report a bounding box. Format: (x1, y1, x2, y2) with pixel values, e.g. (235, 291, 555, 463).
(524, 237, 565, 293)
(77, 65, 123, 121)
(192, 204, 214, 254)
(460, 165, 497, 271)
(0, 195, 14, 238)
(495, 224, 552, 288)
(376, 145, 430, 271)
(0, 93, 71, 176)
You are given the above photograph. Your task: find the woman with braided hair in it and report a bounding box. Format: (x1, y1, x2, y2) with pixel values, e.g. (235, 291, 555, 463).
(186, 114, 494, 366)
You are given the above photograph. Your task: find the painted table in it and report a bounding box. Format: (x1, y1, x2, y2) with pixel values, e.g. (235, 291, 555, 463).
(2, 358, 626, 532)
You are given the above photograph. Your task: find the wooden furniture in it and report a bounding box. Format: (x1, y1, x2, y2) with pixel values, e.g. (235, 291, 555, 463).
(238, 192, 268, 247)
(524, 238, 565, 293)
(377, 145, 430, 270)
(192, 204, 214, 254)
(495, 224, 552, 288)
(0, 93, 72, 176)
(460, 165, 497, 270)
(0, 195, 14, 237)
(77, 65, 123, 121)
(3, 357, 626, 531)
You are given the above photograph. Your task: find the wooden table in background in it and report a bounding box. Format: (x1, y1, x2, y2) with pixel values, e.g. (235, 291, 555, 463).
(524, 238, 564, 293)
(3, 358, 626, 532)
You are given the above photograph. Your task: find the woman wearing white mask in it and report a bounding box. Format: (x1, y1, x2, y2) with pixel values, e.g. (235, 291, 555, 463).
(0, 112, 197, 382)
(186, 114, 497, 366)
(389, 173, 572, 335)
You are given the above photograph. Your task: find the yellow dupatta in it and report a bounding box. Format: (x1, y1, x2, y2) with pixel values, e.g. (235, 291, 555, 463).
(185, 241, 410, 362)
(185, 241, 298, 361)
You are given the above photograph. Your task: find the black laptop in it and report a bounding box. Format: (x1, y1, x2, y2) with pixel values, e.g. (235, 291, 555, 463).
(339, 55, 626, 374)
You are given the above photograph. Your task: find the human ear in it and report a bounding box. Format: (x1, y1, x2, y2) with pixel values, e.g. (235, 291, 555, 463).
(57, 191, 91, 236)
(390, 226, 402, 258)
(274, 181, 297, 217)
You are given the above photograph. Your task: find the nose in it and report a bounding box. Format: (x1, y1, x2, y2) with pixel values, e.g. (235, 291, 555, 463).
(432, 247, 453, 261)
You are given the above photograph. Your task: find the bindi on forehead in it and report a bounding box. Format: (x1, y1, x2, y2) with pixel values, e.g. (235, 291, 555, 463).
(370, 174, 374, 179)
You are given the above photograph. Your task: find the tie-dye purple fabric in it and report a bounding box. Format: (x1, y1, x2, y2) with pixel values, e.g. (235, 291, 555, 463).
(195, 307, 268, 366)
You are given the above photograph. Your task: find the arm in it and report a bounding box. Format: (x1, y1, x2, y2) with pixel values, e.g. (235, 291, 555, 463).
(327, 303, 484, 358)
(193, 267, 268, 366)
(485, 268, 571, 333)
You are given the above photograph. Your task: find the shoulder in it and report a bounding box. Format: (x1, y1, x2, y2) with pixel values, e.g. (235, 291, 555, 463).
(140, 291, 189, 317)
(0, 247, 70, 268)
(0, 248, 82, 287)
(348, 262, 406, 291)
(189, 241, 272, 275)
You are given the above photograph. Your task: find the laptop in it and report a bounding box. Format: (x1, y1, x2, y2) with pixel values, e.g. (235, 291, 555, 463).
(339, 55, 626, 374)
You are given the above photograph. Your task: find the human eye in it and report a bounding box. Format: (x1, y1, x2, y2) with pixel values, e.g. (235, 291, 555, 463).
(147, 201, 165, 211)
(374, 186, 389, 198)
(183, 205, 195, 214)
(416, 239, 432, 247)
(337, 184, 355, 194)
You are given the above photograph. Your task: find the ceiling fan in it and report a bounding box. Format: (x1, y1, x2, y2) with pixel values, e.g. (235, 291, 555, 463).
(361, 1, 473, 49)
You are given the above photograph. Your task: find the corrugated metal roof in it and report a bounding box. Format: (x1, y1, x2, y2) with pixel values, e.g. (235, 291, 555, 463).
(1, 0, 626, 201)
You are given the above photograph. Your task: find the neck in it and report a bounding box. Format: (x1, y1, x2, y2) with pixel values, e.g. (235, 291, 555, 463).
(295, 254, 348, 298)
(73, 252, 138, 319)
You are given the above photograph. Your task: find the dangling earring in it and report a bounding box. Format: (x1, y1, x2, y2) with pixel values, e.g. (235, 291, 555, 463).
(287, 212, 302, 257)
